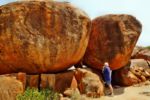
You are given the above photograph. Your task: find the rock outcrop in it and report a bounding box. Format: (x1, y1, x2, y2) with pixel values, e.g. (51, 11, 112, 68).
(131, 46, 143, 58)
(112, 65, 141, 86)
(132, 47, 150, 61)
(0, 1, 91, 74)
(131, 59, 150, 69)
(113, 61, 150, 86)
(83, 14, 142, 70)
(0, 75, 23, 100)
(74, 68, 104, 97)
(40, 71, 75, 93)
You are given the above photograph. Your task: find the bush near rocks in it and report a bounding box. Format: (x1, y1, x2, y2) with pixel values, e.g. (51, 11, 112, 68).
(17, 88, 59, 100)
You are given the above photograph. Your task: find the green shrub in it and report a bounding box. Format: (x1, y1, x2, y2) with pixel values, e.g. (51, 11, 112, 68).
(16, 88, 59, 100)
(145, 46, 150, 50)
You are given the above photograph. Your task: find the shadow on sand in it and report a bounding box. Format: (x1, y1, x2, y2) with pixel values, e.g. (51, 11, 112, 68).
(139, 91, 150, 96)
(104, 86, 125, 96)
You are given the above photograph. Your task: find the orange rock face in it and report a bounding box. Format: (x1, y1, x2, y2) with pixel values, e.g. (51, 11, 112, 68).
(83, 14, 142, 70)
(112, 66, 140, 86)
(40, 71, 75, 93)
(0, 1, 91, 74)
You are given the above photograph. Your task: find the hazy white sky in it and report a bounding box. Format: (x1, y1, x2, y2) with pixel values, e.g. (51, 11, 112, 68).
(0, 0, 150, 46)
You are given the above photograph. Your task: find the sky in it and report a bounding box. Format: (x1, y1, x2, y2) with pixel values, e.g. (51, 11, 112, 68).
(0, 0, 149, 46)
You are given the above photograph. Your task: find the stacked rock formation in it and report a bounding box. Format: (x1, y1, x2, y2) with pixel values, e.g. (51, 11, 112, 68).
(132, 46, 150, 61)
(0, 1, 91, 74)
(112, 62, 150, 86)
(83, 14, 142, 70)
(113, 46, 150, 86)
(0, 0, 147, 99)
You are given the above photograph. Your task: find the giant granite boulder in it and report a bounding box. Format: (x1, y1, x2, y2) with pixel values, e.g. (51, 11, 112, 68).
(0, 1, 91, 74)
(83, 14, 142, 70)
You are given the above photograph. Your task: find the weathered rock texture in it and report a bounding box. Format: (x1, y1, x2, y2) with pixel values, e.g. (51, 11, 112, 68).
(83, 14, 142, 70)
(131, 46, 143, 58)
(132, 47, 150, 61)
(40, 71, 75, 93)
(113, 62, 150, 86)
(112, 66, 140, 86)
(131, 59, 150, 69)
(0, 75, 23, 100)
(0, 1, 91, 74)
(74, 68, 104, 97)
(40, 68, 105, 97)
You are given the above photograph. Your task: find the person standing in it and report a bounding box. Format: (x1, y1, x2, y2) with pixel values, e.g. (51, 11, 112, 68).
(102, 62, 114, 96)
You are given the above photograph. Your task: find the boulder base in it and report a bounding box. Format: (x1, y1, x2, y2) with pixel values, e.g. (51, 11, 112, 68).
(112, 66, 140, 86)
(113, 62, 150, 86)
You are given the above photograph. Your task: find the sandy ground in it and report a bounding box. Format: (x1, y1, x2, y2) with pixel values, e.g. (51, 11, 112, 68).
(91, 81, 150, 100)
(62, 81, 150, 100)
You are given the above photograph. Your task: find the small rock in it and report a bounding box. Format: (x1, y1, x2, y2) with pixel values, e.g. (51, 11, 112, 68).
(144, 81, 150, 85)
(130, 59, 149, 69)
(17, 72, 26, 90)
(64, 88, 80, 97)
(0, 75, 23, 100)
(75, 68, 104, 97)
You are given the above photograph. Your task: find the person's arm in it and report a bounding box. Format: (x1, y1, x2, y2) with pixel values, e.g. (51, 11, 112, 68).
(108, 67, 112, 77)
(102, 66, 105, 73)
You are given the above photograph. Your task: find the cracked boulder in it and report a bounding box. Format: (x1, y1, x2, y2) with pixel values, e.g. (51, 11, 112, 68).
(74, 68, 104, 97)
(0, 1, 91, 74)
(83, 14, 142, 70)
